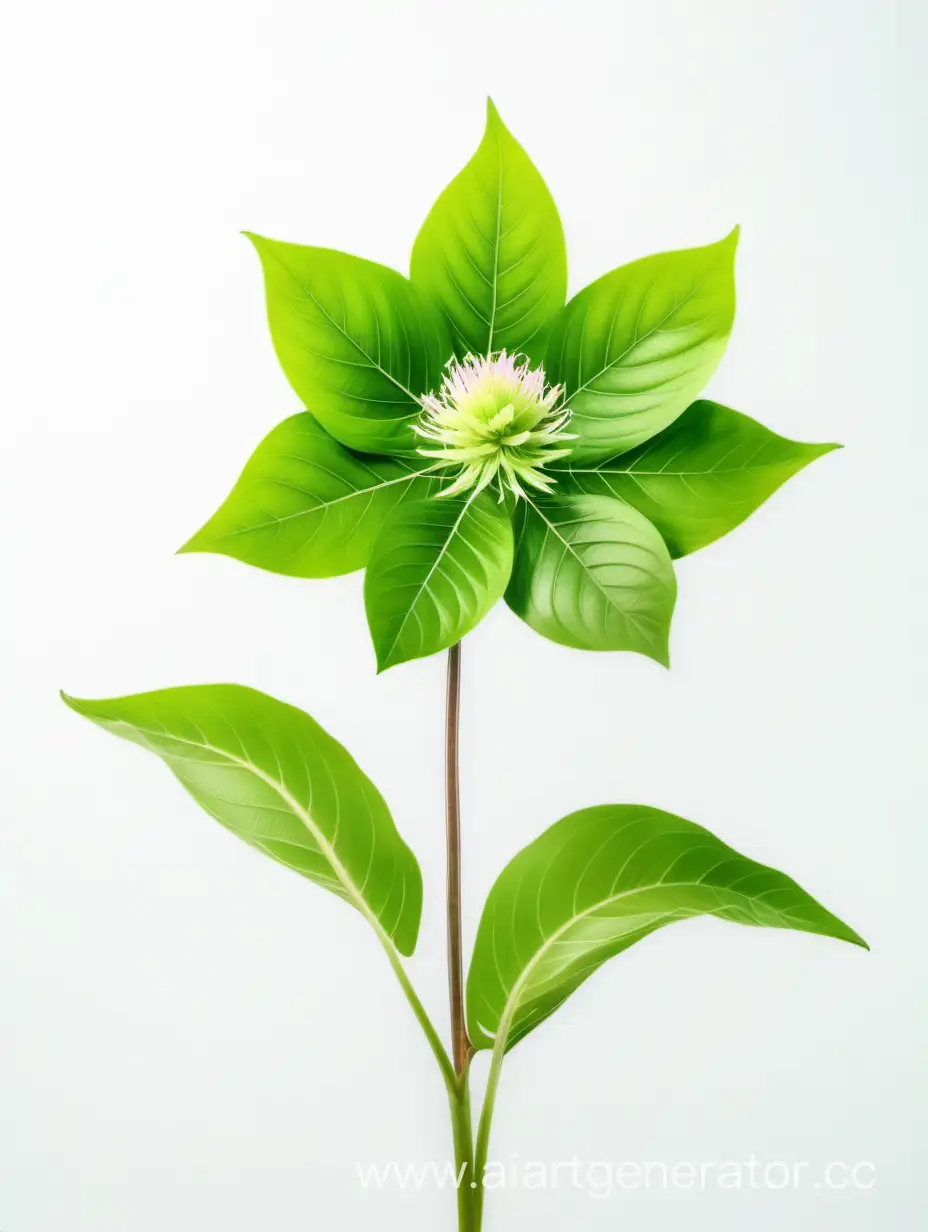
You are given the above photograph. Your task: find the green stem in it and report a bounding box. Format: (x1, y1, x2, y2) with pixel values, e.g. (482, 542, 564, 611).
(376, 902, 478, 1231)
(376, 929, 457, 1091)
(473, 1029, 508, 1228)
(449, 1068, 477, 1230)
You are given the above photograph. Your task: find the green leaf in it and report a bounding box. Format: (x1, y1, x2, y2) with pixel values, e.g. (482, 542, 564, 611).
(556, 400, 841, 557)
(364, 492, 515, 671)
(467, 804, 866, 1052)
(179, 413, 438, 578)
(546, 231, 739, 464)
(62, 684, 423, 955)
(410, 99, 567, 363)
(505, 493, 676, 665)
(247, 234, 449, 457)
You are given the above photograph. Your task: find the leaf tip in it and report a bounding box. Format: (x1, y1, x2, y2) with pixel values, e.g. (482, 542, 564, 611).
(484, 97, 512, 142)
(842, 923, 869, 951)
(241, 230, 268, 257)
(175, 532, 201, 556)
(791, 438, 843, 469)
(60, 689, 89, 717)
(373, 651, 393, 676)
(648, 639, 672, 670)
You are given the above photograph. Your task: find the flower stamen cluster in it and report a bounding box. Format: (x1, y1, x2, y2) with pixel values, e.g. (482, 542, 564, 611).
(415, 351, 574, 499)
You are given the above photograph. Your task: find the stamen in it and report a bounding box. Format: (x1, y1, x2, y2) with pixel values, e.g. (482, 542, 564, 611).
(416, 351, 572, 501)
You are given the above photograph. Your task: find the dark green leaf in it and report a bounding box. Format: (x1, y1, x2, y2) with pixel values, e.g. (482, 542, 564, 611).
(180, 413, 438, 577)
(364, 492, 514, 671)
(62, 684, 423, 955)
(410, 99, 567, 363)
(556, 400, 840, 557)
(505, 493, 676, 664)
(546, 231, 739, 463)
(247, 234, 449, 457)
(467, 804, 866, 1052)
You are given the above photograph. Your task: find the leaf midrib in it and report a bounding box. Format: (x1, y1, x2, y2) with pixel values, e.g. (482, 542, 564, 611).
(523, 495, 660, 620)
(262, 244, 423, 407)
(217, 468, 430, 537)
(565, 462, 798, 478)
(120, 721, 397, 949)
(564, 268, 717, 407)
(483, 871, 792, 1049)
(380, 492, 480, 664)
(485, 132, 504, 352)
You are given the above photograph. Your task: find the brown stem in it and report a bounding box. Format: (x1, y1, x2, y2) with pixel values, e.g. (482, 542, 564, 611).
(445, 642, 472, 1077)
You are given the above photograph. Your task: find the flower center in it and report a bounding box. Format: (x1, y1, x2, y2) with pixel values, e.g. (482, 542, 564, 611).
(414, 352, 574, 499)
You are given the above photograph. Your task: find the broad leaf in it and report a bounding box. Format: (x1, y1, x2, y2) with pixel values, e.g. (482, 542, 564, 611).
(467, 804, 866, 1052)
(556, 400, 840, 557)
(364, 492, 514, 671)
(505, 493, 676, 665)
(62, 684, 423, 955)
(410, 99, 567, 363)
(546, 231, 739, 463)
(180, 413, 438, 577)
(247, 235, 449, 457)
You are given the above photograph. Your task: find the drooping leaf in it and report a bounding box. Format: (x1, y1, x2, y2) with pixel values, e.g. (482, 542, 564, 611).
(179, 413, 438, 577)
(467, 804, 866, 1052)
(62, 684, 423, 955)
(364, 492, 514, 672)
(247, 235, 449, 457)
(545, 231, 739, 463)
(410, 99, 567, 363)
(554, 400, 840, 557)
(505, 493, 676, 665)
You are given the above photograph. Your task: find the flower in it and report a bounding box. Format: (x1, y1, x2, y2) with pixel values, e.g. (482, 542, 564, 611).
(415, 351, 573, 499)
(183, 99, 839, 673)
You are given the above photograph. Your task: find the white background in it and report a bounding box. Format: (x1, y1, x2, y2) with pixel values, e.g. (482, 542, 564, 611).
(2, 0, 924, 1228)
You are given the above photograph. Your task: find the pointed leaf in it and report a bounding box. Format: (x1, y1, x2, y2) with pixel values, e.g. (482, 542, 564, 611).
(410, 99, 567, 363)
(556, 399, 840, 557)
(180, 413, 438, 577)
(62, 684, 423, 955)
(247, 235, 449, 456)
(467, 804, 866, 1052)
(546, 231, 739, 463)
(364, 492, 514, 671)
(505, 493, 676, 664)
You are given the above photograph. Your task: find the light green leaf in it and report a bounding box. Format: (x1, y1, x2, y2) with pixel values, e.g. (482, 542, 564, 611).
(62, 684, 423, 955)
(467, 804, 866, 1052)
(556, 400, 841, 557)
(179, 413, 438, 578)
(546, 231, 739, 463)
(505, 493, 676, 665)
(364, 492, 514, 672)
(410, 99, 567, 363)
(247, 234, 449, 457)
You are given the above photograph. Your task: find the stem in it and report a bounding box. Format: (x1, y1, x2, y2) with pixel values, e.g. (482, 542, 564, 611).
(446, 643, 477, 1230)
(473, 1030, 507, 1228)
(375, 872, 477, 1229)
(445, 642, 472, 1077)
(449, 1070, 477, 1231)
(375, 929, 457, 1091)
